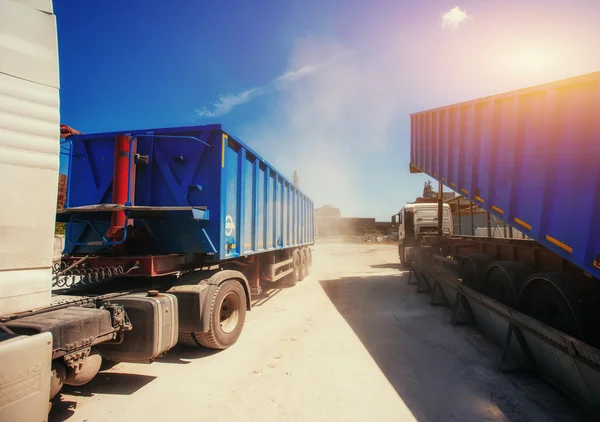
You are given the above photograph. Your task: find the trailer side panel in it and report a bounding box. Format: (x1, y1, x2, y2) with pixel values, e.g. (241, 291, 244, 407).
(410, 72, 600, 279)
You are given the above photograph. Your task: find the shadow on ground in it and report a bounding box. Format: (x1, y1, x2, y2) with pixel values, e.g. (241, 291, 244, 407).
(50, 342, 225, 420)
(158, 343, 221, 363)
(50, 373, 157, 421)
(319, 273, 592, 422)
(252, 286, 285, 307)
(370, 263, 405, 271)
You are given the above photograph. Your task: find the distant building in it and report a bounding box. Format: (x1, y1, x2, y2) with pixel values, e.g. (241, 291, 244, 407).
(315, 205, 341, 218)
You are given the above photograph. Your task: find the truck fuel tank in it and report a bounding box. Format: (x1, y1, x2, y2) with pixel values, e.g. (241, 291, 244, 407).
(97, 292, 178, 363)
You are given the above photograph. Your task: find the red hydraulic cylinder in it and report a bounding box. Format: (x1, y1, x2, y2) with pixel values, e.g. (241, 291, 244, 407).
(107, 134, 135, 240)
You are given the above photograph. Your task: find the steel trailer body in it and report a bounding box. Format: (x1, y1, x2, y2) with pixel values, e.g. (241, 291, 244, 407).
(403, 71, 600, 418)
(60, 125, 314, 262)
(409, 71, 600, 280)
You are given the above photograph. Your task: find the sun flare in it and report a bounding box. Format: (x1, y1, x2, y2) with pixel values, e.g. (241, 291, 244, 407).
(513, 46, 556, 72)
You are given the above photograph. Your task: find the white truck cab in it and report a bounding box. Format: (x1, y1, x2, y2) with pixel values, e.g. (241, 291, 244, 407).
(392, 202, 453, 266)
(0, 1, 59, 420)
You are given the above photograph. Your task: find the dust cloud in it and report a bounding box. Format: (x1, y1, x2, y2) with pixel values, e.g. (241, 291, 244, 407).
(240, 37, 409, 218)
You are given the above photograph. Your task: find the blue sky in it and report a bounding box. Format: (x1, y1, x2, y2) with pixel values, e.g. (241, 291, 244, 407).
(54, 0, 600, 221)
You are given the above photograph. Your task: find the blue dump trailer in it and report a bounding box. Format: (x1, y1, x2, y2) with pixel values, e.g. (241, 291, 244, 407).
(61, 124, 314, 261)
(4, 125, 314, 400)
(394, 71, 600, 416)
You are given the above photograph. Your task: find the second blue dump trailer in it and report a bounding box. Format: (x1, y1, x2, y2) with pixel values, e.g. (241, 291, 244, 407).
(3, 124, 314, 404)
(396, 71, 600, 417)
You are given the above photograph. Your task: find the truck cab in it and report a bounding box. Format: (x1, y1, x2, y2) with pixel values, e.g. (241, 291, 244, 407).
(391, 202, 453, 266)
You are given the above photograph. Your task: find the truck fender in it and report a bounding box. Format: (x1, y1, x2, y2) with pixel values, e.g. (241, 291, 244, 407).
(201, 270, 251, 333)
(202, 270, 251, 309)
(169, 269, 251, 334)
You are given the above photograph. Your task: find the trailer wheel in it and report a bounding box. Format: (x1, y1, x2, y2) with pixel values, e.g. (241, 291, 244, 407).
(459, 254, 492, 291)
(482, 262, 531, 308)
(301, 248, 309, 278)
(518, 274, 581, 339)
(279, 252, 298, 287)
(194, 280, 247, 349)
(294, 250, 306, 282)
(302, 248, 311, 275)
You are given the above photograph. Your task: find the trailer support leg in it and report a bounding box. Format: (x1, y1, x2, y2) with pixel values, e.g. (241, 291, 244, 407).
(470, 201, 475, 235)
(437, 182, 443, 235)
(430, 280, 449, 306)
(408, 268, 417, 285)
(416, 272, 432, 293)
(501, 323, 536, 372)
(250, 259, 261, 296)
(451, 291, 476, 326)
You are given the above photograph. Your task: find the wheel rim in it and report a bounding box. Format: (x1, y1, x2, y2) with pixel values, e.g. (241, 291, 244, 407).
(220, 292, 240, 333)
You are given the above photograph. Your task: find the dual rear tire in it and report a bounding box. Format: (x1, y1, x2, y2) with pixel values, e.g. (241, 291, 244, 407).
(287, 247, 312, 286)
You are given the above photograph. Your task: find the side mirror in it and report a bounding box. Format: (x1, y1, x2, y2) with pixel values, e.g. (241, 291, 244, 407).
(391, 214, 398, 227)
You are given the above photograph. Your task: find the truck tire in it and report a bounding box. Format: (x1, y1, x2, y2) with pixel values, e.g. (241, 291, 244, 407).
(178, 332, 201, 347)
(296, 250, 306, 281)
(304, 248, 312, 275)
(517, 273, 582, 340)
(399, 245, 408, 268)
(187, 280, 247, 349)
(301, 248, 310, 277)
(482, 262, 532, 308)
(459, 254, 493, 291)
(285, 251, 301, 286)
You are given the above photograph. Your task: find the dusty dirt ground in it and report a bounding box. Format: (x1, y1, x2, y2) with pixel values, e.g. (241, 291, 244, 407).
(50, 242, 592, 422)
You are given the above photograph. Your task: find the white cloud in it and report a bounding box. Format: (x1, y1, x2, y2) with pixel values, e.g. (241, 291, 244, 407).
(441, 6, 472, 30)
(195, 57, 343, 118)
(195, 87, 263, 118)
(276, 64, 321, 84)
